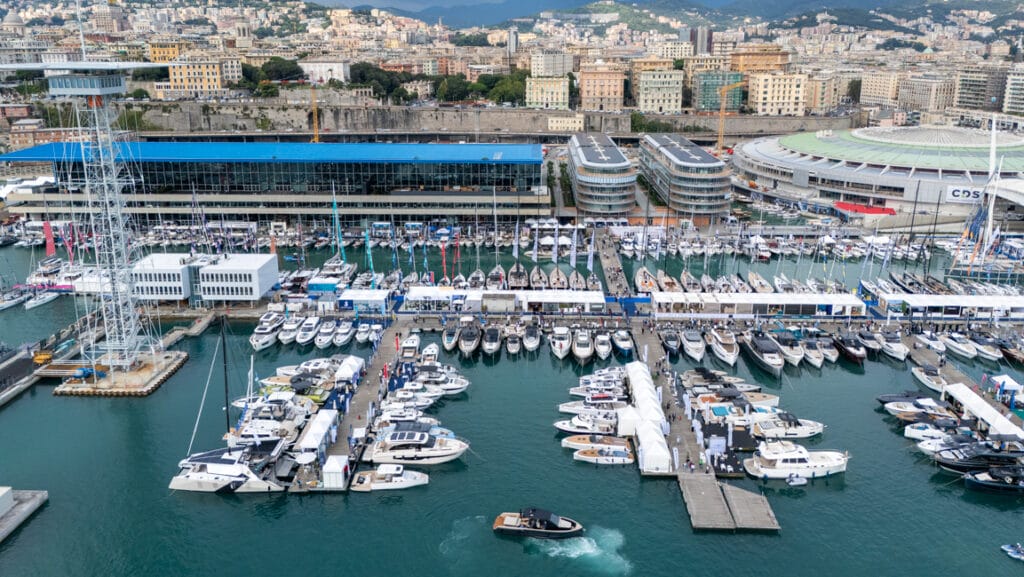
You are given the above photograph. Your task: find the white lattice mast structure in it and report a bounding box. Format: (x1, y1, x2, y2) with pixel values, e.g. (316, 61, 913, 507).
(4, 62, 164, 372)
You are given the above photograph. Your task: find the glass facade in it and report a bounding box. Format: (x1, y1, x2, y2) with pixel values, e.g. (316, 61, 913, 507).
(639, 135, 730, 225)
(567, 133, 637, 215)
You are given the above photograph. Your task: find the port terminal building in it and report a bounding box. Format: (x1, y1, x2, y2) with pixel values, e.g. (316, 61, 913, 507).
(0, 142, 547, 224)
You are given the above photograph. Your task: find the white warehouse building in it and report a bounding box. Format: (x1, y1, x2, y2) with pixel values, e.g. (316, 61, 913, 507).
(198, 254, 278, 303)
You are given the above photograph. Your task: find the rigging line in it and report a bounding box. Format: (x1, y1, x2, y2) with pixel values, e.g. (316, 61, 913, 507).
(185, 333, 222, 457)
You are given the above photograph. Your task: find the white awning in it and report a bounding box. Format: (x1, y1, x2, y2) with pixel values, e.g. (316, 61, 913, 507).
(943, 383, 1024, 440)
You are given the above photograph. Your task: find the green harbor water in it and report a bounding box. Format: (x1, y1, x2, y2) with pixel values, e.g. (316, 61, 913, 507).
(1, 245, 1024, 576)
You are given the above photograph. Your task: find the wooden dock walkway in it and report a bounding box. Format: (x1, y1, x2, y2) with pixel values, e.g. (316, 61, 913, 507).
(904, 335, 1023, 426)
(597, 229, 632, 298)
(631, 323, 780, 532)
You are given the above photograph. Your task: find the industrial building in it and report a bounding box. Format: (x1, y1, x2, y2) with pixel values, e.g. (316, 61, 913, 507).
(0, 142, 547, 223)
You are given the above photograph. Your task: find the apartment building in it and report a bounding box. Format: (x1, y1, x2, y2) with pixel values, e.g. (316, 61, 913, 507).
(691, 71, 743, 112)
(748, 73, 807, 116)
(860, 71, 903, 107)
(530, 52, 574, 77)
(525, 76, 570, 110)
(635, 70, 686, 114)
(579, 63, 625, 112)
(897, 75, 955, 113)
(729, 43, 791, 75)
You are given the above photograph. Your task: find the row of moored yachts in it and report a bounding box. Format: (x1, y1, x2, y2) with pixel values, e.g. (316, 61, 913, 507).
(440, 317, 635, 363)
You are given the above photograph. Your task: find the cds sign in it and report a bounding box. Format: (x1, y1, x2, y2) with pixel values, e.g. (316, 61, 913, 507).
(945, 186, 984, 204)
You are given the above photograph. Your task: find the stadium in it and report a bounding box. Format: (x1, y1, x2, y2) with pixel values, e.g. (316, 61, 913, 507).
(731, 126, 1024, 221)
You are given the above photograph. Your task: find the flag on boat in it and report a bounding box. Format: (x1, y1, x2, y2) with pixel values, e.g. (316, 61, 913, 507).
(586, 232, 595, 272)
(569, 228, 578, 268)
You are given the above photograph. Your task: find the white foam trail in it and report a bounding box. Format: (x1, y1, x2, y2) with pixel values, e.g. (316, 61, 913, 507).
(439, 515, 487, 557)
(525, 526, 632, 575)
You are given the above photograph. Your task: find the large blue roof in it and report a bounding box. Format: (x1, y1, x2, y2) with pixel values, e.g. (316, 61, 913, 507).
(0, 141, 543, 165)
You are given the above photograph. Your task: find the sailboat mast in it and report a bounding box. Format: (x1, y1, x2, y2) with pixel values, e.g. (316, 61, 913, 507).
(220, 316, 231, 434)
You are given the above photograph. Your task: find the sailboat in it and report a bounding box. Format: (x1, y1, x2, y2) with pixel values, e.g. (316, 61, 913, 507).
(634, 266, 658, 293)
(549, 267, 568, 289)
(530, 266, 548, 289)
(508, 261, 528, 289)
(568, 270, 586, 290)
(469, 210, 485, 288)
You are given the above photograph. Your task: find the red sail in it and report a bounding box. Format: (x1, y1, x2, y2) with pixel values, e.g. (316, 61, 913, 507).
(43, 221, 56, 257)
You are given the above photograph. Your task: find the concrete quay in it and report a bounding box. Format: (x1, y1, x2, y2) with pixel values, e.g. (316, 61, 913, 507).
(0, 489, 48, 544)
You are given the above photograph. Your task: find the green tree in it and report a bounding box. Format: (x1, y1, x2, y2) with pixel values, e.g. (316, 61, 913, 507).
(451, 33, 490, 47)
(566, 72, 579, 103)
(132, 67, 169, 82)
(846, 79, 862, 103)
(488, 76, 525, 104)
(673, 59, 685, 70)
(129, 88, 150, 99)
(261, 57, 304, 81)
(253, 81, 279, 98)
(436, 78, 449, 102)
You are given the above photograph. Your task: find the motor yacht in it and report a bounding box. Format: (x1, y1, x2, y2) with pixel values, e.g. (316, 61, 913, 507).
(369, 431, 469, 465)
(294, 316, 321, 346)
(278, 317, 305, 345)
(353, 322, 371, 344)
(770, 331, 804, 366)
(751, 414, 825, 440)
(350, 464, 429, 492)
(594, 332, 613, 360)
(549, 326, 572, 360)
(506, 333, 522, 355)
(168, 440, 287, 493)
(482, 326, 503, 356)
(856, 330, 882, 355)
(968, 333, 1004, 362)
(940, 333, 978, 359)
(883, 397, 955, 418)
(933, 443, 1024, 474)
(399, 334, 421, 360)
(903, 422, 948, 441)
(659, 329, 681, 355)
(572, 329, 595, 364)
(741, 332, 785, 377)
(249, 313, 285, 351)
(678, 329, 705, 362)
(459, 324, 482, 357)
(801, 340, 825, 368)
(332, 321, 356, 347)
(911, 364, 947, 393)
(561, 435, 630, 451)
(743, 440, 848, 480)
(441, 323, 462, 352)
(314, 320, 337, 350)
(879, 331, 909, 361)
(573, 447, 635, 465)
(832, 332, 867, 364)
(420, 343, 440, 365)
(553, 414, 617, 435)
(523, 324, 542, 352)
(706, 328, 739, 366)
(558, 398, 628, 415)
(611, 330, 634, 357)
(368, 323, 384, 343)
(492, 508, 584, 540)
(914, 331, 946, 352)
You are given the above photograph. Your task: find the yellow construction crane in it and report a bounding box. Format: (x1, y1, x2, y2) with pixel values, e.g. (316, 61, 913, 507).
(717, 81, 745, 155)
(310, 83, 320, 143)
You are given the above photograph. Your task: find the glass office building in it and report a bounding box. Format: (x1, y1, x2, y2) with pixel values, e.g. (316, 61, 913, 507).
(0, 142, 547, 223)
(639, 134, 730, 226)
(567, 133, 637, 215)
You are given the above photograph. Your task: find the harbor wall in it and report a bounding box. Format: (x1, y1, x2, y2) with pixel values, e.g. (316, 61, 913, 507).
(116, 102, 859, 137)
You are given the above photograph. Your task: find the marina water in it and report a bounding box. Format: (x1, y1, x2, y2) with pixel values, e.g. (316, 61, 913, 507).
(1, 246, 1024, 576)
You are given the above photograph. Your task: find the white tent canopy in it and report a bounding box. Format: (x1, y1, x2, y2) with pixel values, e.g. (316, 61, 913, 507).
(943, 382, 1024, 440)
(990, 374, 1023, 393)
(635, 420, 672, 474)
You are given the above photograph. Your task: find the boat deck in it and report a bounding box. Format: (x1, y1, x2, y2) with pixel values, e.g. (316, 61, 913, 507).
(0, 490, 48, 544)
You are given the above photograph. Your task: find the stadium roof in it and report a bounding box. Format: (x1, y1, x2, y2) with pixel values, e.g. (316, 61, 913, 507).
(777, 127, 1024, 172)
(0, 142, 543, 165)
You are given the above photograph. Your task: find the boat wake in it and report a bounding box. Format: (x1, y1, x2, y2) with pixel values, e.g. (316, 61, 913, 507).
(524, 526, 633, 575)
(439, 515, 489, 558)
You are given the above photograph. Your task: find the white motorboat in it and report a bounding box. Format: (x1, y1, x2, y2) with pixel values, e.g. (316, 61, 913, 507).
(968, 333, 1004, 362)
(573, 447, 635, 465)
(558, 398, 628, 414)
(940, 333, 978, 359)
(814, 337, 840, 363)
(802, 339, 825, 368)
(611, 330, 634, 357)
(333, 321, 356, 347)
(550, 326, 572, 360)
(856, 330, 882, 355)
(594, 332, 612, 360)
(420, 343, 440, 364)
(168, 442, 286, 493)
(879, 331, 909, 361)
(911, 364, 947, 393)
(915, 331, 946, 353)
(741, 332, 785, 377)
(553, 414, 617, 435)
(706, 328, 739, 366)
(400, 334, 421, 360)
(368, 323, 384, 343)
(350, 464, 429, 492)
(560, 435, 630, 451)
(294, 316, 322, 346)
(903, 422, 948, 441)
(769, 332, 804, 366)
(415, 370, 470, 396)
(353, 322, 371, 344)
(314, 320, 338, 349)
(482, 326, 503, 356)
(397, 380, 445, 400)
(441, 322, 462, 352)
(523, 324, 542, 352)
(278, 316, 304, 345)
(743, 441, 848, 480)
(883, 398, 955, 418)
(459, 324, 482, 357)
(572, 329, 594, 364)
(681, 330, 706, 362)
(506, 333, 522, 355)
(751, 414, 825, 440)
(369, 431, 469, 465)
(249, 313, 285, 351)
(24, 291, 60, 310)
